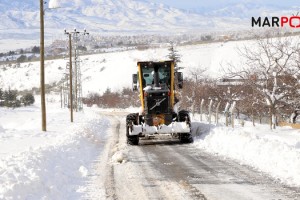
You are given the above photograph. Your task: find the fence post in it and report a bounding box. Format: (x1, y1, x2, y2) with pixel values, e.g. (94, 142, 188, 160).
(200, 99, 204, 121)
(60, 86, 63, 108)
(251, 105, 255, 126)
(225, 102, 230, 127)
(192, 100, 195, 117)
(230, 101, 236, 128)
(208, 99, 213, 124)
(269, 107, 272, 130)
(215, 101, 221, 124)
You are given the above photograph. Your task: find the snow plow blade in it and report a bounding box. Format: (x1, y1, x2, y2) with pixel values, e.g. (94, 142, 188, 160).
(129, 122, 190, 136)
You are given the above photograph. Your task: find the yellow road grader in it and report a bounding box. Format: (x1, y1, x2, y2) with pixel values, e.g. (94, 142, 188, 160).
(126, 60, 193, 145)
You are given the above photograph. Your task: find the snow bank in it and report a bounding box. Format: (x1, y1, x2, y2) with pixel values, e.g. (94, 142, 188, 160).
(0, 116, 109, 199)
(193, 122, 300, 187)
(0, 97, 110, 199)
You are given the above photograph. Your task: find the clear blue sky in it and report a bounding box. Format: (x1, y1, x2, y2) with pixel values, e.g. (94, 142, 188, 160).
(148, 0, 300, 10)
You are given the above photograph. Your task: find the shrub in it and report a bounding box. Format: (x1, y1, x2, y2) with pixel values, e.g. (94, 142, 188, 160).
(21, 93, 35, 106)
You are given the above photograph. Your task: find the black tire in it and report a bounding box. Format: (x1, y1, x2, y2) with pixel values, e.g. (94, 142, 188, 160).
(126, 113, 139, 145)
(126, 125, 139, 145)
(179, 133, 194, 143)
(178, 110, 193, 144)
(178, 110, 190, 123)
(127, 136, 139, 145)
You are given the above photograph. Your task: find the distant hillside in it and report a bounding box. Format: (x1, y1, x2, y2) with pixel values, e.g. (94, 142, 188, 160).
(0, 0, 298, 52)
(0, 0, 249, 38)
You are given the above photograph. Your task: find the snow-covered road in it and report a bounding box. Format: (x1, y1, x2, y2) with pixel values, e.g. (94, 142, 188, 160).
(91, 111, 300, 200)
(1, 103, 300, 199)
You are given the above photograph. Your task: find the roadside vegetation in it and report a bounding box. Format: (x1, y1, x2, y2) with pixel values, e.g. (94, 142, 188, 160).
(0, 88, 35, 108)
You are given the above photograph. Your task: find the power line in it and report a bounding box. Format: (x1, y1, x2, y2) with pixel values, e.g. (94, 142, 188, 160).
(63, 29, 89, 119)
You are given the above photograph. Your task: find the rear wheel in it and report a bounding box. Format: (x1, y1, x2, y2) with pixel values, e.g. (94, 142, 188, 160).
(179, 133, 194, 143)
(126, 113, 139, 145)
(126, 124, 139, 145)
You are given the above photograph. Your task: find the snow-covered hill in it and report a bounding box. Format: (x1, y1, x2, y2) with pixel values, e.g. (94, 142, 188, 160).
(0, 0, 251, 52)
(0, 0, 221, 36)
(0, 40, 244, 96)
(0, 0, 250, 43)
(1, 0, 298, 52)
(1, 0, 297, 36)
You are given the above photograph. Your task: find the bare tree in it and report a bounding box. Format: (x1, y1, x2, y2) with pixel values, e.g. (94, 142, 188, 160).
(188, 67, 208, 84)
(226, 35, 300, 129)
(179, 66, 214, 111)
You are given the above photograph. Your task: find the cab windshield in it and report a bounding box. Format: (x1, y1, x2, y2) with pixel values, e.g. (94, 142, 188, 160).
(140, 63, 171, 89)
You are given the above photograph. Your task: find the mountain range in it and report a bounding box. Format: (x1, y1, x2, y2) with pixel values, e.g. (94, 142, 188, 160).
(0, 0, 298, 49)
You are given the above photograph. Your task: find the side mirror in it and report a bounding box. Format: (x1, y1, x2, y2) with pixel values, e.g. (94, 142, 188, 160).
(132, 74, 138, 91)
(176, 72, 183, 89)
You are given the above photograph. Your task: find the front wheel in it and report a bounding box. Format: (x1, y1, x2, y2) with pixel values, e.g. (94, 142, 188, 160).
(126, 125, 139, 145)
(127, 135, 139, 145)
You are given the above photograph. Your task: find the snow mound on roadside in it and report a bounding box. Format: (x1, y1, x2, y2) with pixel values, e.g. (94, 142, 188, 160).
(112, 151, 126, 163)
(194, 123, 300, 187)
(111, 143, 128, 164)
(0, 118, 109, 200)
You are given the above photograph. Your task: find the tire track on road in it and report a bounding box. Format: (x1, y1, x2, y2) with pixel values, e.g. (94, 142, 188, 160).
(105, 118, 120, 200)
(140, 141, 300, 200)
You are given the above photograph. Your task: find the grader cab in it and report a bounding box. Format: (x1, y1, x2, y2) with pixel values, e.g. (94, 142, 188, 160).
(126, 60, 193, 145)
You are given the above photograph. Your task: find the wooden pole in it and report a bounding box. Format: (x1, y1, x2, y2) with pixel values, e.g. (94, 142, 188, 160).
(40, 0, 46, 131)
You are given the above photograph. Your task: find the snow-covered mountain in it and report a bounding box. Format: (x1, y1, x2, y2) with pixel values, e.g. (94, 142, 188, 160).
(1, 0, 297, 34)
(0, 0, 248, 40)
(0, 0, 298, 51)
(0, 0, 188, 33)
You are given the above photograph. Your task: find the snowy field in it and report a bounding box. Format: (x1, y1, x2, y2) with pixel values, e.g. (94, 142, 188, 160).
(0, 95, 110, 199)
(1, 40, 300, 198)
(0, 40, 243, 95)
(0, 96, 299, 198)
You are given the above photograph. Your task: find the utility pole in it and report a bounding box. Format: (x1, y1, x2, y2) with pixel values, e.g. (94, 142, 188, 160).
(64, 29, 89, 114)
(65, 30, 76, 122)
(74, 35, 78, 112)
(68, 33, 73, 122)
(40, 0, 46, 131)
